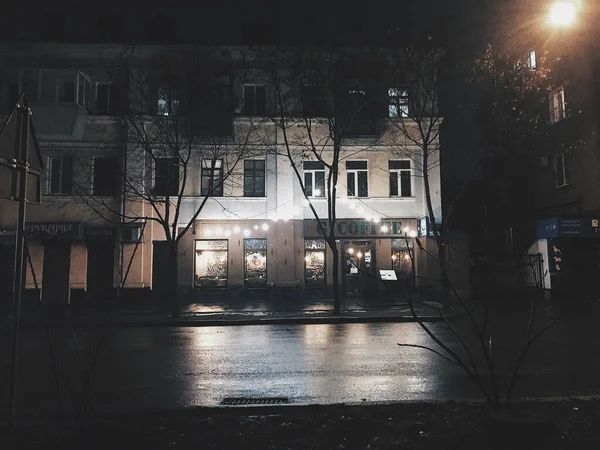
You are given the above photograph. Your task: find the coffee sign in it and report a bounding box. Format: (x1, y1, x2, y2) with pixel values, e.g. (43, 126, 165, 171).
(305, 219, 417, 238)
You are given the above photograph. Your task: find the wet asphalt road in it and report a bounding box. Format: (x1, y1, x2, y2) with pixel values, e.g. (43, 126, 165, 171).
(2, 316, 600, 414)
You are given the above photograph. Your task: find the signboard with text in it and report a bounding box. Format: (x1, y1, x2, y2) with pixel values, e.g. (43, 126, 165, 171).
(536, 218, 600, 239)
(304, 219, 418, 238)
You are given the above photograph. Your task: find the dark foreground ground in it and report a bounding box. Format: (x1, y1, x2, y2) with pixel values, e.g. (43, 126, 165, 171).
(2, 399, 599, 449)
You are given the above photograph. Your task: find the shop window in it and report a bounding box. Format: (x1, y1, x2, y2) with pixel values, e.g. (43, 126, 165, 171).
(389, 160, 412, 197)
(391, 238, 414, 278)
(244, 238, 267, 287)
(303, 161, 325, 197)
(346, 160, 368, 197)
(201, 159, 224, 196)
(305, 239, 326, 286)
(48, 156, 73, 195)
(93, 157, 119, 196)
(195, 240, 228, 287)
(244, 159, 265, 197)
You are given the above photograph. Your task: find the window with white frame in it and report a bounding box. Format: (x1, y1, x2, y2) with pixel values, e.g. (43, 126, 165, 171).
(201, 159, 223, 196)
(346, 160, 368, 197)
(549, 87, 566, 123)
(388, 87, 409, 118)
(389, 160, 412, 197)
(48, 156, 73, 195)
(527, 50, 536, 69)
(20, 69, 90, 109)
(303, 161, 326, 197)
(555, 153, 569, 187)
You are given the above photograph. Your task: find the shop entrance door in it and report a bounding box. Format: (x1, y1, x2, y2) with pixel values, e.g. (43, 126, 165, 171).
(342, 240, 377, 298)
(41, 241, 71, 311)
(87, 238, 116, 303)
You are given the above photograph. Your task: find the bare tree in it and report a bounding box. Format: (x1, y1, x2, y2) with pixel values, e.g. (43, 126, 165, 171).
(70, 48, 262, 317)
(250, 47, 383, 313)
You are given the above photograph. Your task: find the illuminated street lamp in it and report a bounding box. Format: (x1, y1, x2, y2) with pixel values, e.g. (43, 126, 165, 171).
(548, 1, 577, 27)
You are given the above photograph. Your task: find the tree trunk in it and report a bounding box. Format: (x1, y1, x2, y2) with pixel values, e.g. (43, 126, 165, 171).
(331, 243, 341, 314)
(168, 241, 180, 318)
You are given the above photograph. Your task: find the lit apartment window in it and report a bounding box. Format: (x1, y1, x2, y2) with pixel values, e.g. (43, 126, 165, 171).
(244, 160, 265, 197)
(346, 161, 368, 197)
(389, 160, 412, 197)
(96, 82, 118, 115)
(549, 87, 566, 123)
(48, 156, 73, 195)
(555, 153, 569, 187)
(93, 157, 119, 196)
(303, 161, 325, 197)
(243, 84, 266, 116)
(388, 87, 409, 118)
(154, 157, 179, 196)
(527, 50, 537, 69)
(201, 159, 223, 196)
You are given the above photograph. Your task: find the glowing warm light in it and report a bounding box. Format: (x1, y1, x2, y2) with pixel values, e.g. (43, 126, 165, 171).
(392, 254, 397, 261)
(548, 2, 576, 26)
(314, 189, 321, 196)
(348, 203, 356, 210)
(381, 225, 389, 233)
(261, 223, 269, 231)
(305, 255, 311, 263)
(233, 226, 241, 234)
(404, 254, 411, 261)
(409, 230, 418, 238)
(373, 217, 380, 223)
(357, 251, 363, 259)
(243, 229, 251, 236)
(403, 226, 409, 234)
(253, 224, 259, 230)
(347, 247, 355, 255)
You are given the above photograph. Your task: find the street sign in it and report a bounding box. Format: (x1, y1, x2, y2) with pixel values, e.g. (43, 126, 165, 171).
(0, 95, 44, 203)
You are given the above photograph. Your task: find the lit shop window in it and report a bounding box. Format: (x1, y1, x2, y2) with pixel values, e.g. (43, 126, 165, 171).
(195, 240, 228, 288)
(244, 238, 267, 287)
(305, 239, 326, 286)
(391, 238, 414, 277)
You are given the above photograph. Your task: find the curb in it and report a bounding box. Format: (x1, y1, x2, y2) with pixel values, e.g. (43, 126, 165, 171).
(16, 312, 463, 329)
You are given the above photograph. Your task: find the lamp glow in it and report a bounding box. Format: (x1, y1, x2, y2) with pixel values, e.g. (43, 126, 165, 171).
(314, 189, 321, 196)
(261, 223, 269, 231)
(409, 230, 418, 238)
(357, 251, 363, 259)
(549, 2, 576, 26)
(381, 225, 389, 233)
(254, 224, 259, 230)
(243, 229, 251, 236)
(233, 226, 241, 234)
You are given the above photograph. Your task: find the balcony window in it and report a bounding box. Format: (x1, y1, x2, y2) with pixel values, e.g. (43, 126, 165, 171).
(21, 69, 91, 110)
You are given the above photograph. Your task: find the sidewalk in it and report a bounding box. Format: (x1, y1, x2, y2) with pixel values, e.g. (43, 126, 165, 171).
(12, 294, 458, 328)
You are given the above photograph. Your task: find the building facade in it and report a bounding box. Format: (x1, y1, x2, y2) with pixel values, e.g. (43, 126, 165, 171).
(0, 43, 446, 309)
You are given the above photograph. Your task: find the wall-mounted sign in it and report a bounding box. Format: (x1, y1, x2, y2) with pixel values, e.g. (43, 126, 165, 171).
(536, 218, 600, 239)
(25, 222, 84, 240)
(304, 219, 418, 238)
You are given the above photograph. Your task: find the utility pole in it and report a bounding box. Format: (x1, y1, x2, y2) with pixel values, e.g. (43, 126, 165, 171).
(7, 102, 30, 427)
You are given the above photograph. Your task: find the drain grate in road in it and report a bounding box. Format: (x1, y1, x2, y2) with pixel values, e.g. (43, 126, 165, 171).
(220, 397, 290, 406)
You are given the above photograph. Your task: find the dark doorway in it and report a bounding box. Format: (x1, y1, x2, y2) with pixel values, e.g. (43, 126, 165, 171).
(0, 244, 15, 316)
(152, 241, 172, 299)
(342, 240, 377, 298)
(41, 241, 71, 311)
(550, 238, 600, 300)
(87, 238, 115, 303)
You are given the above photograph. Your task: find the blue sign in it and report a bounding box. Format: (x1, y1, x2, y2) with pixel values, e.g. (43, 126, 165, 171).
(536, 218, 599, 239)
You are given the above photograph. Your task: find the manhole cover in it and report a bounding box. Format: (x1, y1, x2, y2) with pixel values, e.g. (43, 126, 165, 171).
(220, 397, 289, 406)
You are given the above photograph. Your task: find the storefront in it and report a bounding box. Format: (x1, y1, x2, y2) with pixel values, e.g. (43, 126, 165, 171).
(303, 218, 419, 297)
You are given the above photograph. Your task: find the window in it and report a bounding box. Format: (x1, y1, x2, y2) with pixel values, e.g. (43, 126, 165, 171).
(97, 15, 124, 42)
(303, 161, 325, 197)
(48, 156, 73, 195)
(389, 160, 412, 197)
(96, 83, 118, 115)
(77, 72, 91, 110)
(244, 238, 267, 287)
(392, 239, 414, 278)
(195, 240, 228, 287)
(243, 84, 267, 116)
(388, 87, 409, 118)
(201, 159, 223, 196)
(527, 50, 537, 69)
(93, 157, 119, 196)
(346, 161, 368, 197)
(244, 160, 265, 197)
(157, 86, 179, 116)
(301, 85, 328, 117)
(555, 153, 569, 187)
(549, 87, 566, 123)
(305, 239, 326, 286)
(154, 158, 179, 196)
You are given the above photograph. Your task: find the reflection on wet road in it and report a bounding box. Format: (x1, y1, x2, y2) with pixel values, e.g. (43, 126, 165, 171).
(2, 320, 600, 413)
